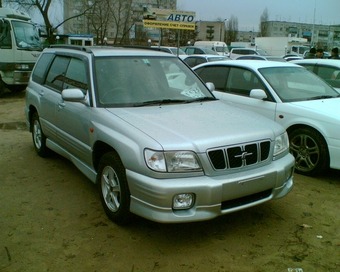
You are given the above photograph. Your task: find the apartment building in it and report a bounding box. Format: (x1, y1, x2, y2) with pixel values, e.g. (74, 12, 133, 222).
(63, 0, 176, 44)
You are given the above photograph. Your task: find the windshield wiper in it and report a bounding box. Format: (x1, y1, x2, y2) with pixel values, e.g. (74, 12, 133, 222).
(307, 95, 337, 100)
(186, 97, 216, 103)
(134, 99, 188, 107)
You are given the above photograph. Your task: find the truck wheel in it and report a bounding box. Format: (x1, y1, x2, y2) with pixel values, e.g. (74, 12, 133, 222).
(31, 112, 49, 157)
(97, 152, 132, 225)
(9, 85, 26, 93)
(0, 80, 6, 96)
(289, 127, 329, 176)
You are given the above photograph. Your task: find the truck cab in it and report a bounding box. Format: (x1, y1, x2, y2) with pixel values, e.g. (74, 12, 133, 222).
(0, 8, 42, 95)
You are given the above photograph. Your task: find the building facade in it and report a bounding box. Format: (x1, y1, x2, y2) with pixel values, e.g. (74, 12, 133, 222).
(63, 0, 177, 45)
(195, 21, 226, 42)
(262, 21, 340, 50)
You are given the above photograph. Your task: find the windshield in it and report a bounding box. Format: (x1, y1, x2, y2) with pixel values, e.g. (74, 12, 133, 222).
(260, 67, 339, 102)
(215, 46, 228, 53)
(257, 49, 268, 56)
(169, 47, 186, 55)
(95, 56, 215, 107)
(12, 20, 42, 51)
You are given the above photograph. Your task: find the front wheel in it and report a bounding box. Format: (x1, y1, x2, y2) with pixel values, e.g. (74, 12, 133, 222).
(289, 127, 329, 176)
(97, 152, 132, 225)
(31, 112, 49, 157)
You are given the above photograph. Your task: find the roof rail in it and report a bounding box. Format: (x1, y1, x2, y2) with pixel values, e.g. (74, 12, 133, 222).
(49, 44, 93, 53)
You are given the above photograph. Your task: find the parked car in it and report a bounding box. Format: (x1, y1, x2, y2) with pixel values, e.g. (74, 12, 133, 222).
(151, 45, 187, 58)
(180, 46, 219, 55)
(292, 59, 340, 92)
(193, 60, 340, 176)
(25, 45, 294, 225)
(229, 48, 263, 60)
(182, 54, 229, 67)
(236, 55, 267, 61)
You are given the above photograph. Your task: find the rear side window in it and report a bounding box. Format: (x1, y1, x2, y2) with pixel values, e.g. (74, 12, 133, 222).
(195, 66, 229, 90)
(32, 53, 54, 84)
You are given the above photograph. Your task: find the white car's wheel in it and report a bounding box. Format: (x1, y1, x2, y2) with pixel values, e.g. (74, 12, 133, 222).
(289, 127, 329, 175)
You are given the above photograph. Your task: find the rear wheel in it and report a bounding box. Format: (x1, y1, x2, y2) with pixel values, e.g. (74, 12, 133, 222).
(97, 152, 132, 225)
(31, 112, 49, 157)
(289, 127, 329, 176)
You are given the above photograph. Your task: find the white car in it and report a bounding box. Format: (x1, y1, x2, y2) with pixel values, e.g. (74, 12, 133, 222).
(292, 59, 340, 92)
(229, 48, 267, 60)
(151, 46, 187, 58)
(193, 60, 340, 176)
(182, 54, 229, 67)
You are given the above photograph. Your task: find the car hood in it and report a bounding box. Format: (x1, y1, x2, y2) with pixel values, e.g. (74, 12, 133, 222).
(291, 98, 340, 119)
(106, 101, 283, 151)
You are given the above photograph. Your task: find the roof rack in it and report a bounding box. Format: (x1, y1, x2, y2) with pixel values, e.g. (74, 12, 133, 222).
(49, 44, 93, 53)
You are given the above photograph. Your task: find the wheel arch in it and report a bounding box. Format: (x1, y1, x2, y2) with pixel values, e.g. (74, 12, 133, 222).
(92, 141, 121, 174)
(27, 105, 38, 132)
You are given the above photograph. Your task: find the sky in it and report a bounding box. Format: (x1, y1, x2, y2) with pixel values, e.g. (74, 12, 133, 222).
(177, 0, 340, 31)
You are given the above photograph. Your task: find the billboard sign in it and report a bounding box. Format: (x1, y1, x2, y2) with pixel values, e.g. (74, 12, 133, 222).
(143, 7, 195, 30)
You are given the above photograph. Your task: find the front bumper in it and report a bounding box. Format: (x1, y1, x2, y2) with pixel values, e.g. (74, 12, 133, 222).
(127, 153, 295, 223)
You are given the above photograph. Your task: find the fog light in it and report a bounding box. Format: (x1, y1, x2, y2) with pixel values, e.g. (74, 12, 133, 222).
(173, 193, 194, 210)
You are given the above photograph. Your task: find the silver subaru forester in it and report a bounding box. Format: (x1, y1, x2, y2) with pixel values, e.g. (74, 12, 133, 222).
(25, 45, 294, 225)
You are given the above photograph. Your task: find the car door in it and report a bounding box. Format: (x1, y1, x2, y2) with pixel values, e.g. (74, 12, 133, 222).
(39, 55, 70, 141)
(55, 57, 93, 166)
(195, 65, 277, 121)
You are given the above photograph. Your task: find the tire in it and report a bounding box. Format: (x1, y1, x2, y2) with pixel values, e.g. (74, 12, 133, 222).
(8, 85, 26, 93)
(97, 152, 132, 225)
(31, 112, 49, 157)
(289, 127, 329, 176)
(0, 79, 6, 97)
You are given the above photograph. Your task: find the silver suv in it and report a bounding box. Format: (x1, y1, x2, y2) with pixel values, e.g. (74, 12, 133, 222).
(25, 45, 295, 225)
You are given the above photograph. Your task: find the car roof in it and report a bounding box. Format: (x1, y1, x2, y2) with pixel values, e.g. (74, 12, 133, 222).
(193, 60, 299, 70)
(183, 54, 224, 59)
(45, 45, 176, 58)
(292, 59, 340, 66)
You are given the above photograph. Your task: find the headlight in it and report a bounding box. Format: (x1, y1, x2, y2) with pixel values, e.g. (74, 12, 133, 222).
(144, 149, 202, 172)
(15, 64, 30, 70)
(274, 132, 289, 157)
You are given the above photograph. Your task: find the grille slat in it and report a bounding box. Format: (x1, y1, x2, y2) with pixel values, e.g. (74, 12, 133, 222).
(208, 140, 271, 170)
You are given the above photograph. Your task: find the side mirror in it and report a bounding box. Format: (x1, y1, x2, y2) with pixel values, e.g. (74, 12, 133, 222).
(250, 89, 267, 100)
(205, 82, 215, 92)
(62, 88, 85, 102)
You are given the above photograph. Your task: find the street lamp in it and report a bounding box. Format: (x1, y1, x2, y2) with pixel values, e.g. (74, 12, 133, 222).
(148, 39, 151, 46)
(219, 19, 227, 42)
(56, 35, 60, 44)
(104, 37, 107, 45)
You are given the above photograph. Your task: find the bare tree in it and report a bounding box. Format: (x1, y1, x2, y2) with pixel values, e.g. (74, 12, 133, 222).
(6, 0, 95, 45)
(226, 16, 238, 45)
(259, 8, 269, 37)
(85, 0, 112, 45)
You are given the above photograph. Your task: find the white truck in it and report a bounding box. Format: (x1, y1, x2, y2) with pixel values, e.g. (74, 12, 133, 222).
(194, 41, 228, 55)
(0, 8, 42, 95)
(254, 37, 309, 56)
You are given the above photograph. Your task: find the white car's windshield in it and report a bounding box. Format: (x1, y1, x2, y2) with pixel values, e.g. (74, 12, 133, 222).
(95, 56, 215, 107)
(169, 48, 186, 55)
(260, 67, 340, 102)
(12, 20, 42, 50)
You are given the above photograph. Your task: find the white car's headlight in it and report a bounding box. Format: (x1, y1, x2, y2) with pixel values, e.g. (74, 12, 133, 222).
(144, 149, 202, 172)
(274, 132, 289, 157)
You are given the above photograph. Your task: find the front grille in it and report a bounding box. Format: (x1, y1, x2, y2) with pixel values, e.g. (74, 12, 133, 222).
(208, 140, 271, 170)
